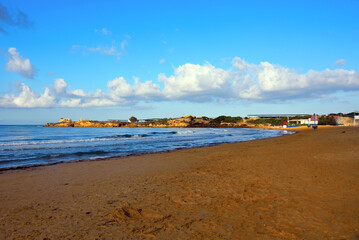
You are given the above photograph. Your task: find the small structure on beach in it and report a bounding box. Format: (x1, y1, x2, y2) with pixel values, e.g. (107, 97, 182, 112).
(247, 114, 311, 127)
(354, 114, 359, 126)
(289, 115, 320, 125)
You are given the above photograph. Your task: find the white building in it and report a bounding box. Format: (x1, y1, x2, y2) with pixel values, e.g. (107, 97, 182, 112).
(288, 115, 320, 125)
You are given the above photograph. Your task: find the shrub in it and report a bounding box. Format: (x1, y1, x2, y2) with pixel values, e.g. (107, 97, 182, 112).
(129, 116, 138, 123)
(318, 115, 337, 125)
(214, 115, 243, 123)
(247, 118, 287, 125)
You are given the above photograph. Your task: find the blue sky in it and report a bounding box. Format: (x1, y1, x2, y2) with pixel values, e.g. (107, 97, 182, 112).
(0, 0, 358, 124)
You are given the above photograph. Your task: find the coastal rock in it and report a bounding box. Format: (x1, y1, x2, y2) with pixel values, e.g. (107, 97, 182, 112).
(104, 122, 120, 127)
(45, 118, 124, 127)
(74, 121, 107, 127)
(176, 115, 195, 123)
(167, 120, 190, 127)
(74, 121, 93, 127)
(59, 118, 72, 123)
(44, 115, 258, 128)
(147, 123, 169, 128)
(44, 122, 74, 127)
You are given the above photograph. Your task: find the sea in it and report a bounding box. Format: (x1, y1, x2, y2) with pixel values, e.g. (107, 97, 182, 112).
(0, 125, 293, 170)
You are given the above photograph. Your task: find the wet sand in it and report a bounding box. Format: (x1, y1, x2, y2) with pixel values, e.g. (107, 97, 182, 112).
(0, 127, 359, 239)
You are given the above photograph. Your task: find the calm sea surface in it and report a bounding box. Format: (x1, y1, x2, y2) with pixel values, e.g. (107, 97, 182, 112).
(0, 125, 293, 169)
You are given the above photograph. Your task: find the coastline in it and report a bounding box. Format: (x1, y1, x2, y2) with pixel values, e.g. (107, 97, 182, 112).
(0, 127, 293, 172)
(1, 126, 358, 239)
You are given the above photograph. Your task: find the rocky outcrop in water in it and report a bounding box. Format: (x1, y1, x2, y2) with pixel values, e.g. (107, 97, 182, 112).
(45, 119, 121, 127)
(44, 122, 74, 127)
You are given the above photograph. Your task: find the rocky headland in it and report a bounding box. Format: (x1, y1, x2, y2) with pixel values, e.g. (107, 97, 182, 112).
(44, 115, 252, 128)
(45, 118, 123, 128)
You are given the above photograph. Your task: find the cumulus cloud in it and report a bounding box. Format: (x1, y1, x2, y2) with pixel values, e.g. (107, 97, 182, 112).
(0, 78, 117, 108)
(0, 3, 32, 34)
(0, 82, 55, 108)
(54, 78, 67, 93)
(1, 58, 359, 108)
(333, 59, 346, 66)
(5, 48, 37, 79)
(108, 77, 162, 101)
(159, 63, 232, 101)
(159, 58, 165, 64)
(0, 77, 162, 108)
(231, 57, 359, 100)
(108, 77, 133, 99)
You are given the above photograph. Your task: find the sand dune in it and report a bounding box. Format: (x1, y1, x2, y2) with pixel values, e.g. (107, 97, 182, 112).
(0, 127, 359, 239)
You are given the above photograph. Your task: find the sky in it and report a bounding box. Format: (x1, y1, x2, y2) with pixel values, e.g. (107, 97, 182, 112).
(0, 0, 359, 124)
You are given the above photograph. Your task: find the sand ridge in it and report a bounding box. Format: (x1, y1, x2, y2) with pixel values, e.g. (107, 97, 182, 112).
(0, 127, 359, 239)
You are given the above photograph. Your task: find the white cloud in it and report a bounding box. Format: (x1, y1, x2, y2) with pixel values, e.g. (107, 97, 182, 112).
(159, 63, 232, 101)
(108, 77, 162, 101)
(108, 77, 133, 99)
(159, 58, 165, 64)
(334, 59, 346, 66)
(0, 79, 117, 108)
(70, 89, 86, 97)
(133, 80, 162, 99)
(231, 57, 359, 100)
(0, 82, 55, 108)
(5, 48, 37, 79)
(0, 76, 162, 108)
(1, 58, 359, 108)
(54, 78, 67, 93)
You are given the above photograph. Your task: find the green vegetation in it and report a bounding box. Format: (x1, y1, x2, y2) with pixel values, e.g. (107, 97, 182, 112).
(246, 118, 287, 125)
(288, 115, 312, 120)
(213, 115, 243, 123)
(329, 112, 357, 118)
(318, 115, 337, 125)
(144, 118, 170, 125)
(129, 116, 138, 123)
(153, 118, 170, 124)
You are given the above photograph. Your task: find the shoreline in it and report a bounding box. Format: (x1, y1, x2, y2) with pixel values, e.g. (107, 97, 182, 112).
(0, 127, 295, 172)
(1, 126, 358, 239)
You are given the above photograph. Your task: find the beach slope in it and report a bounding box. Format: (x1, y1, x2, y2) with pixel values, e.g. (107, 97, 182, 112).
(0, 127, 359, 239)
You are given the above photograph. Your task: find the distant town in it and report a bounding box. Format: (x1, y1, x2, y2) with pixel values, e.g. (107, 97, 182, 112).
(44, 112, 359, 128)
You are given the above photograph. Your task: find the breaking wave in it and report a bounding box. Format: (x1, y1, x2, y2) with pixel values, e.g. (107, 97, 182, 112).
(0, 126, 291, 169)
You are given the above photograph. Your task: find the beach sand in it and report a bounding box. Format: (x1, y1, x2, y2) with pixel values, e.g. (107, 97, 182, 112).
(0, 127, 358, 239)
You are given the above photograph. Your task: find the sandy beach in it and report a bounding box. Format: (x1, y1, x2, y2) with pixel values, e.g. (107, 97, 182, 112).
(0, 126, 358, 239)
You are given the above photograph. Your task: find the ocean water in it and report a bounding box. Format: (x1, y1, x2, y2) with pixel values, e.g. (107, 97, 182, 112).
(0, 125, 293, 169)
